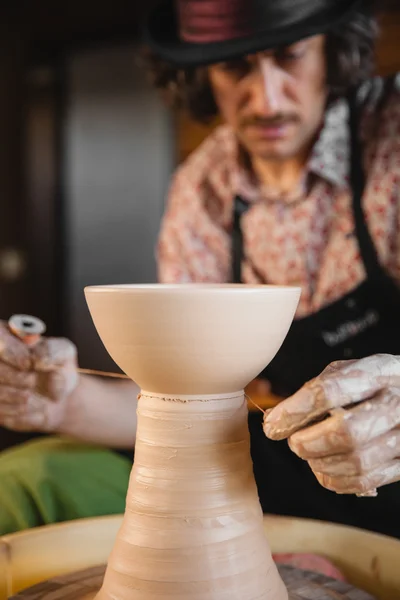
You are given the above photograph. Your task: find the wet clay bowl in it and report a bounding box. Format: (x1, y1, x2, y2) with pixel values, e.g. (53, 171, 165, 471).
(1, 514, 400, 600)
(84, 283, 301, 395)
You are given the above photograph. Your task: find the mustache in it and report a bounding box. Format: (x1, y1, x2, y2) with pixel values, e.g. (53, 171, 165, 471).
(240, 114, 299, 127)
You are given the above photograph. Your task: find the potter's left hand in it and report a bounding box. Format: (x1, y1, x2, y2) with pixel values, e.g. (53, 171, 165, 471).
(263, 354, 400, 495)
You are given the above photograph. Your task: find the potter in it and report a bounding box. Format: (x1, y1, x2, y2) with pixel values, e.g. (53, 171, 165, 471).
(0, 0, 400, 546)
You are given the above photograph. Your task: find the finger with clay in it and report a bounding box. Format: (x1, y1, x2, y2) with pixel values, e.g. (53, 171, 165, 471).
(263, 354, 400, 497)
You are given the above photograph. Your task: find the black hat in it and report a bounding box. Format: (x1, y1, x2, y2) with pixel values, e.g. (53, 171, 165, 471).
(144, 0, 363, 67)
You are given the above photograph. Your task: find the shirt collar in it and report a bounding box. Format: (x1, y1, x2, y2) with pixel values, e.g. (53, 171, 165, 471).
(308, 98, 350, 188)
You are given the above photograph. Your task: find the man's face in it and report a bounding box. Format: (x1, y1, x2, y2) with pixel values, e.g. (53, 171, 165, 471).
(208, 35, 328, 162)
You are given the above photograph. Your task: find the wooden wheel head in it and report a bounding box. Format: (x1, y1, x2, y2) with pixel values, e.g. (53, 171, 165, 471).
(9, 564, 374, 600)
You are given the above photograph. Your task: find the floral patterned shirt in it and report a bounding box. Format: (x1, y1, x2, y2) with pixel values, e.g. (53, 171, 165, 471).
(157, 75, 400, 318)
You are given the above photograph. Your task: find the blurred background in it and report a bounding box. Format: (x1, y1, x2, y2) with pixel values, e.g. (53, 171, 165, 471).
(0, 0, 399, 375)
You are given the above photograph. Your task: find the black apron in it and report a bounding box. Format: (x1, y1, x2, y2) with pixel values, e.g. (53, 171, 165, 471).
(232, 87, 400, 539)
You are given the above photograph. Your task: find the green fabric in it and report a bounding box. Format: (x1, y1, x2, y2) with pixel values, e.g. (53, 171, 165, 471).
(0, 437, 131, 535)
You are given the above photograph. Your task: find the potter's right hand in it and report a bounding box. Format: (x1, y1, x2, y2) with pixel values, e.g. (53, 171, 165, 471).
(0, 321, 78, 432)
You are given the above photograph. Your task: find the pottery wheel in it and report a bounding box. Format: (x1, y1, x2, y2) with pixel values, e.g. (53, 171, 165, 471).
(9, 564, 375, 599)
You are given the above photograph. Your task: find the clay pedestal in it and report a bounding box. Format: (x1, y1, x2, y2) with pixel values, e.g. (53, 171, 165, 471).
(96, 392, 286, 600)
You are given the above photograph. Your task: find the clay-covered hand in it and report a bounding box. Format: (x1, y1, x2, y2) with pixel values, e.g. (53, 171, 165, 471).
(263, 354, 400, 495)
(0, 321, 78, 432)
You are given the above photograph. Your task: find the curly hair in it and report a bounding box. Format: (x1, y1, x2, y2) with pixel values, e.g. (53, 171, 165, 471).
(141, 2, 379, 124)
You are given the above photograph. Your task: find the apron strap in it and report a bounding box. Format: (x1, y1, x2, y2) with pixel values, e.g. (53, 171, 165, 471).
(232, 195, 249, 283)
(349, 77, 395, 280)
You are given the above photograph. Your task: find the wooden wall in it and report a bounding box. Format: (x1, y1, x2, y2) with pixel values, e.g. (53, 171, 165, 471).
(177, 8, 400, 163)
(377, 9, 400, 75)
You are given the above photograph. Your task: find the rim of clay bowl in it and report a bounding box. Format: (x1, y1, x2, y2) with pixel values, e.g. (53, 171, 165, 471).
(84, 284, 302, 294)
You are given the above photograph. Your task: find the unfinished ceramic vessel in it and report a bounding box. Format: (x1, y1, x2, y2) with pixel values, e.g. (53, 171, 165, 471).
(84, 283, 301, 600)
